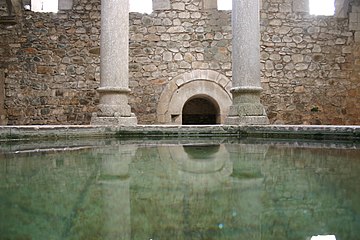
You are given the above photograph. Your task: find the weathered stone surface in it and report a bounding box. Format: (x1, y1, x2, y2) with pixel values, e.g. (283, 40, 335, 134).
(0, 0, 359, 125)
(0, 70, 7, 125)
(152, 0, 171, 11)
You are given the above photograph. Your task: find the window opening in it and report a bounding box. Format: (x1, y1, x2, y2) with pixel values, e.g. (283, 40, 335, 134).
(309, 0, 335, 16)
(130, 0, 152, 13)
(31, 0, 58, 13)
(217, 0, 231, 10)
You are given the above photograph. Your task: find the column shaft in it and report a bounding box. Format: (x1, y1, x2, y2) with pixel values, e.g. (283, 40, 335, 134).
(232, 0, 261, 89)
(225, 0, 269, 125)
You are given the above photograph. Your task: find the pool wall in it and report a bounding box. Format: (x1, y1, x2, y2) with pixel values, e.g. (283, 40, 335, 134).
(0, 125, 359, 141)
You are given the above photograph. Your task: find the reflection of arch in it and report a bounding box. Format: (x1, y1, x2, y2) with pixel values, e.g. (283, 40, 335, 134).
(157, 70, 232, 125)
(157, 143, 233, 190)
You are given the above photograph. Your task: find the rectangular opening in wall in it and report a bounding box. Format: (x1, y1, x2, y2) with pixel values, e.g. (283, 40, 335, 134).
(171, 114, 180, 123)
(217, 0, 231, 10)
(310, 0, 335, 16)
(130, 0, 152, 13)
(31, 0, 58, 13)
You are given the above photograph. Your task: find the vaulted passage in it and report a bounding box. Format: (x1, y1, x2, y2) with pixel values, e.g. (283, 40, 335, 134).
(182, 97, 220, 125)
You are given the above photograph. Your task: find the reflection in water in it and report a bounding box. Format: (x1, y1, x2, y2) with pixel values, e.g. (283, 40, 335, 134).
(0, 140, 359, 239)
(183, 144, 221, 160)
(311, 235, 336, 240)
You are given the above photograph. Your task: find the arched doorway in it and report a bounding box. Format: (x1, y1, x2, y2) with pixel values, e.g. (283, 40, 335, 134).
(182, 96, 220, 125)
(156, 70, 232, 125)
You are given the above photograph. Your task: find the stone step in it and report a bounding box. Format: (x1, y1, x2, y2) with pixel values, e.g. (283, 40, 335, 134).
(0, 15, 17, 25)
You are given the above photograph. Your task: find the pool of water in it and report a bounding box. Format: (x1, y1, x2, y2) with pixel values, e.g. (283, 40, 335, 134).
(0, 138, 359, 240)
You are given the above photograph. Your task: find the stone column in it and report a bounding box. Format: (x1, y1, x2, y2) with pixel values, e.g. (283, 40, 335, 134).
(0, 70, 8, 125)
(91, 0, 137, 126)
(225, 0, 269, 125)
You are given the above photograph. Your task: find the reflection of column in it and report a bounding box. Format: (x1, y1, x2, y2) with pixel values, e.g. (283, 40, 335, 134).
(226, 0, 269, 125)
(91, 0, 137, 126)
(226, 143, 269, 180)
(98, 145, 137, 239)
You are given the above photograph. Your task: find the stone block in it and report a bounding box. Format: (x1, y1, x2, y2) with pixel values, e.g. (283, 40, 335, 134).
(279, 3, 292, 13)
(202, 0, 217, 10)
(58, 0, 73, 10)
(172, 2, 185, 11)
(152, 0, 171, 11)
(218, 76, 230, 88)
(349, 12, 358, 23)
(225, 115, 269, 125)
(355, 31, 360, 42)
(175, 77, 185, 86)
(37, 66, 54, 75)
(335, 0, 350, 18)
(191, 69, 203, 80)
(352, 5, 360, 13)
(91, 115, 137, 126)
(293, 0, 309, 13)
(350, 22, 360, 31)
(207, 70, 220, 82)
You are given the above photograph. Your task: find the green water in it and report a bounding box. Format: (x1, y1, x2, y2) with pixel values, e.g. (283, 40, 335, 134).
(0, 139, 359, 240)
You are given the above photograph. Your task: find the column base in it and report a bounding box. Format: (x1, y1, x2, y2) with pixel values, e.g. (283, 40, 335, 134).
(225, 115, 269, 125)
(225, 91, 269, 125)
(91, 114, 137, 126)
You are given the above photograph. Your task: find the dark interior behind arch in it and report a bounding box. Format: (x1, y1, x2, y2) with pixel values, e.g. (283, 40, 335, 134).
(182, 96, 220, 125)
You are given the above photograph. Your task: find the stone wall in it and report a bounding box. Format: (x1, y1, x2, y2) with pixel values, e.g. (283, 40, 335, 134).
(0, 0, 359, 125)
(129, 1, 232, 124)
(260, 0, 360, 124)
(0, 0, 101, 124)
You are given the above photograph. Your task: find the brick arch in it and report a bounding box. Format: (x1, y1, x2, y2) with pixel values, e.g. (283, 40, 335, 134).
(156, 70, 232, 125)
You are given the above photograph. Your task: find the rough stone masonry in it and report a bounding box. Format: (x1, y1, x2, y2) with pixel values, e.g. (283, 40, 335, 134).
(0, 0, 359, 125)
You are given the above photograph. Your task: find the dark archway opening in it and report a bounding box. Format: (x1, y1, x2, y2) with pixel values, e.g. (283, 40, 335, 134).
(182, 97, 220, 125)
